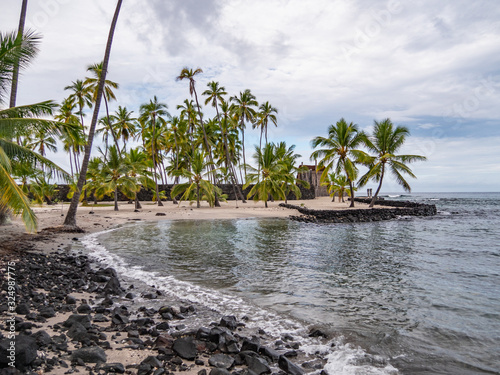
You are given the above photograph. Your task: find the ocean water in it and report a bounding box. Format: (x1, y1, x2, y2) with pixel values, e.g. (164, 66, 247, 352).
(82, 192, 500, 374)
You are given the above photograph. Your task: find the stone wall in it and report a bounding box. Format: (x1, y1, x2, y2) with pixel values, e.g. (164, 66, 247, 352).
(280, 200, 437, 223)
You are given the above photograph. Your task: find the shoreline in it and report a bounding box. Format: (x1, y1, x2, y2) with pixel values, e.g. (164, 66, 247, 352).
(1, 197, 365, 374)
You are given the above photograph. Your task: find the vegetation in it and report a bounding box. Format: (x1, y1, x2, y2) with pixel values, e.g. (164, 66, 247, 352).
(358, 118, 426, 207)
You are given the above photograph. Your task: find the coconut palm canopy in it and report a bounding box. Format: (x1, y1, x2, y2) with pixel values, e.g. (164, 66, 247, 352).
(0, 30, 69, 232)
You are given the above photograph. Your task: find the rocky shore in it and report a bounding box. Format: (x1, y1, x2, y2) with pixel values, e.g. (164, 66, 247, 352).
(0, 248, 326, 375)
(280, 199, 437, 223)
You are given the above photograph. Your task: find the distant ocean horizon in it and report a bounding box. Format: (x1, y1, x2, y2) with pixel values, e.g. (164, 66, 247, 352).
(81, 192, 500, 374)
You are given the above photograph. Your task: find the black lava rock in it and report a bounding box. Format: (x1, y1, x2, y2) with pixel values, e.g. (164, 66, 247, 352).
(71, 346, 107, 364)
(172, 337, 198, 360)
(0, 335, 38, 371)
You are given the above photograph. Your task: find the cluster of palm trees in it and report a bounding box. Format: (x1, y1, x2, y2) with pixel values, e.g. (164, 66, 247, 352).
(2, 3, 426, 232)
(311, 118, 426, 208)
(53, 64, 302, 211)
(1, 25, 310, 231)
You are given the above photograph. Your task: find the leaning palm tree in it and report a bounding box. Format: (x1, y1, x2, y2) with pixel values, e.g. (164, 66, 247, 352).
(359, 118, 427, 207)
(64, 0, 123, 228)
(310, 118, 369, 207)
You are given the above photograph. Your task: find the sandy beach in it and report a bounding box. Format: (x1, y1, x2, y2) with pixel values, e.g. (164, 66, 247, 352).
(1, 197, 368, 255)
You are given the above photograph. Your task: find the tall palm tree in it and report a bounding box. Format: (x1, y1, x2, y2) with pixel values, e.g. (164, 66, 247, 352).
(64, 0, 123, 228)
(139, 96, 170, 206)
(310, 118, 368, 207)
(112, 106, 136, 151)
(203, 81, 226, 121)
(254, 101, 278, 148)
(64, 79, 92, 133)
(359, 118, 427, 207)
(177, 67, 221, 206)
(177, 98, 197, 157)
(9, 0, 29, 108)
(230, 89, 258, 179)
(55, 97, 82, 176)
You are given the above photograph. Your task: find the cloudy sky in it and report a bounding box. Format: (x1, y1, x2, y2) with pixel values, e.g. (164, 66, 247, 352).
(2, 0, 499, 192)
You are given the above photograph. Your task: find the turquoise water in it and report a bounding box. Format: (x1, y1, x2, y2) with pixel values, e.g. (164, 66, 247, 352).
(89, 192, 500, 374)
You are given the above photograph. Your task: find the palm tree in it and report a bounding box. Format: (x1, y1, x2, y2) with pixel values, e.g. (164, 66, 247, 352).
(124, 147, 154, 210)
(254, 101, 278, 149)
(321, 172, 351, 202)
(310, 118, 368, 207)
(170, 150, 222, 208)
(95, 145, 135, 211)
(55, 97, 82, 176)
(1, 30, 68, 231)
(244, 143, 287, 208)
(85, 61, 120, 152)
(64, 79, 92, 133)
(30, 173, 58, 205)
(64, 0, 123, 228)
(112, 106, 136, 151)
(139, 96, 170, 206)
(177, 98, 197, 158)
(230, 89, 258, 179)
(29, 127, 57, 171)
(177, 67, 221, 206)
(275, 142, 309, 203)
(359, 118, 427, 207)
(203, 81, 226, 121)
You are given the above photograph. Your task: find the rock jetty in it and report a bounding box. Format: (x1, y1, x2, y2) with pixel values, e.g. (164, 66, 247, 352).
(280, 198, 437, 223)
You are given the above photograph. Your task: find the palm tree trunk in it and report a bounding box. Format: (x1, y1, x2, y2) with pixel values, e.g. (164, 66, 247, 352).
(64, 0, 122, 228)
(135, 193, 142, 210)
(196, 183, 200, 208)
(241, 123, 247, 180)
(348, 180, 355, 207)
(369, 164, 385, 208)
(114, 186, 118, 211)
(9, 0, 28, 108)
(151, 114, 163, 206)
